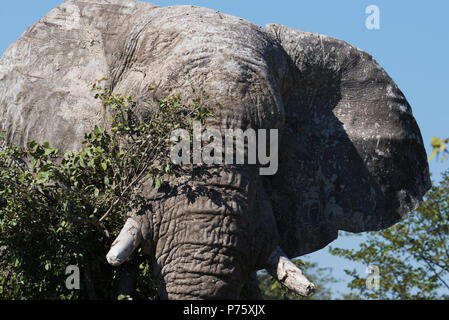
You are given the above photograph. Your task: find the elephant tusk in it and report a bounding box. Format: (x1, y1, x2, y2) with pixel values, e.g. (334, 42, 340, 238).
(106, 218, 142, 267)
(265, 247, 316, 297)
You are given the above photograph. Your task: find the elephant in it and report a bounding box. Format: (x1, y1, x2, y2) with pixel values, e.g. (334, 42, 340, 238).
(0, 0, 431, 299)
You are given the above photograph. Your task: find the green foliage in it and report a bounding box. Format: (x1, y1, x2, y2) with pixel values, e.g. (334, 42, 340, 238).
(0, 81, 214, 299)
(330, 171, 449, 299)
(429, 137, 449, 162)
(258, 259, 337, 300)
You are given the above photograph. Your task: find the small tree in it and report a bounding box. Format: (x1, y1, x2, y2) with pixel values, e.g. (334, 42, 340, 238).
(330, 171, 449, 300)
(0, 81, 215, 299)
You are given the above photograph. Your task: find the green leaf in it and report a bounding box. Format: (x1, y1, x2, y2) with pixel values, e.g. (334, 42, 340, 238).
(429, 149, 438, 161)
(43, 147, 56, 156)
(79, 157, 86, 168)
(30, 158, 37, 170)
(154, 178, 162, 189)
(37, 171, 50, 183)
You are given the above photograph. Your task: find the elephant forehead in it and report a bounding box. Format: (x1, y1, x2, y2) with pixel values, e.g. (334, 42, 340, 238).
(111, 5, 287, 131)
(0, 1, 288, 151)
(113, 6, 270, 88)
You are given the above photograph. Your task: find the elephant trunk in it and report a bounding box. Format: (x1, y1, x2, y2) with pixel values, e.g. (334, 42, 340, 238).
(152, 204, 251, 300)
(156, 251, 245, 300)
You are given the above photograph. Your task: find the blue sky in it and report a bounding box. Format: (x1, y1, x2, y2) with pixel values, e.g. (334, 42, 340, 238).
(1, 0, 448, 298)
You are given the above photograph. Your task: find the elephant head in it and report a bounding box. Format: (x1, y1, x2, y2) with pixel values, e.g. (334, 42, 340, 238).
(0, 0, 431, 299)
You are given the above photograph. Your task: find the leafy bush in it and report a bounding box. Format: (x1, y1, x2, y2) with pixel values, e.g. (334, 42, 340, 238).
(0, 81, 213, 299)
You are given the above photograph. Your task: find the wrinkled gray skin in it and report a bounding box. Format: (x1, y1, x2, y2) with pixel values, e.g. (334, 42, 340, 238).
(0, 0, 431, 299)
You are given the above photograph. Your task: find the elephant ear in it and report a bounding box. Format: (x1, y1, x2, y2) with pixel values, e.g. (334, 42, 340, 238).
(264, 24, 431, 258)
